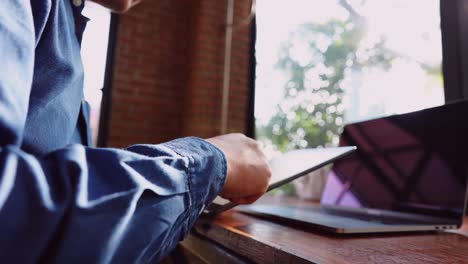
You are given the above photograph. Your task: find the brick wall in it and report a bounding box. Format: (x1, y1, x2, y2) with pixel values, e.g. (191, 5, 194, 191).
(107, 0, 253, 148)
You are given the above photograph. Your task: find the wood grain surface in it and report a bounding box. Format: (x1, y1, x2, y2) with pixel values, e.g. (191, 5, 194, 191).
(194, 196, 468, 264)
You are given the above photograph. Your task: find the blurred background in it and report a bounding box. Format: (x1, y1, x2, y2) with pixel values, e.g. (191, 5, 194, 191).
(80, 0, 467, 200)
(254, 0, 444, 197)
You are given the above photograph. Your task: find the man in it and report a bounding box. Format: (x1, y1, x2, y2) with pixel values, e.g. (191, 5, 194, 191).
(0, 0, 271, 263)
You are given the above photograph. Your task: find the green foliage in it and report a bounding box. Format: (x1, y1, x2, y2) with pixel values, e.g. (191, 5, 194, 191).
(257, 1, 397, 154)
(256, 1, 398, 195)
(256, 0, 445, 197)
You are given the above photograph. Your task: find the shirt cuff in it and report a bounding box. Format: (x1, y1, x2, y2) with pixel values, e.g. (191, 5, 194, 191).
(163, 137, 228, 216)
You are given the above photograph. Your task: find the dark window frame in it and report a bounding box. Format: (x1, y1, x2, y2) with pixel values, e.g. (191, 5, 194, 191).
(441, 0, 468, 101)
(97, 13, 119, 147)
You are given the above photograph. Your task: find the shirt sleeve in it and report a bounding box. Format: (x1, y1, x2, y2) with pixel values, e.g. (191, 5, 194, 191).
(0, 2, 227, 263)
(0, 139, 227, 263)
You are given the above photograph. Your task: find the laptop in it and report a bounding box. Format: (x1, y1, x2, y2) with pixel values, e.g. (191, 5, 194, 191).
(237, 100, 468, 234)
(203, 146, 356, 215)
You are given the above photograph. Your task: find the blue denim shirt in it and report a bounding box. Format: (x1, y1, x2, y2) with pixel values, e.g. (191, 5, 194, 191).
(0, 1, 227, 263)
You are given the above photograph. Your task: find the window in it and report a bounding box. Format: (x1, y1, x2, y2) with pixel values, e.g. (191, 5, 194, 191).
(254, 0, 448, 197)
(81, 2, 111, 145)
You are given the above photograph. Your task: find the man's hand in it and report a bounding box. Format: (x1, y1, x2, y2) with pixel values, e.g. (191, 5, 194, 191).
(206, 133, 271, 204)
(91, 0, 142, 13)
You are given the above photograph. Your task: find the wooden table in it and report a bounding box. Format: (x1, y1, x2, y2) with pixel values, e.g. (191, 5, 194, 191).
(179, 197, 468, 264)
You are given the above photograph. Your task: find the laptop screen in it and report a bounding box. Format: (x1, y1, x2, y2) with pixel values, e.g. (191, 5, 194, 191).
(321, 100, 468, 222)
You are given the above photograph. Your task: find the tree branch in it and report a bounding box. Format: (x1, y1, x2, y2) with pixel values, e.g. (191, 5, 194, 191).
(339, 0, 362, 19)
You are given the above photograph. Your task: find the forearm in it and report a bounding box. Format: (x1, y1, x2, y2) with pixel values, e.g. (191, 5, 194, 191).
(0, 137, 226, 263)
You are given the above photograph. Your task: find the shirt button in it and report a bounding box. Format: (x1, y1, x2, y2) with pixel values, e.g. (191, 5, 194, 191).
(73, 0, 83, 7)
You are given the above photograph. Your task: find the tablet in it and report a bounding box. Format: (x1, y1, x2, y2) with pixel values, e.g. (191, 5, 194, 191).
(203, 146, 356, 215)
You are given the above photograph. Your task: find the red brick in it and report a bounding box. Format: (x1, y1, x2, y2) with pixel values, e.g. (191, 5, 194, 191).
(107, 0, 252, 147)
